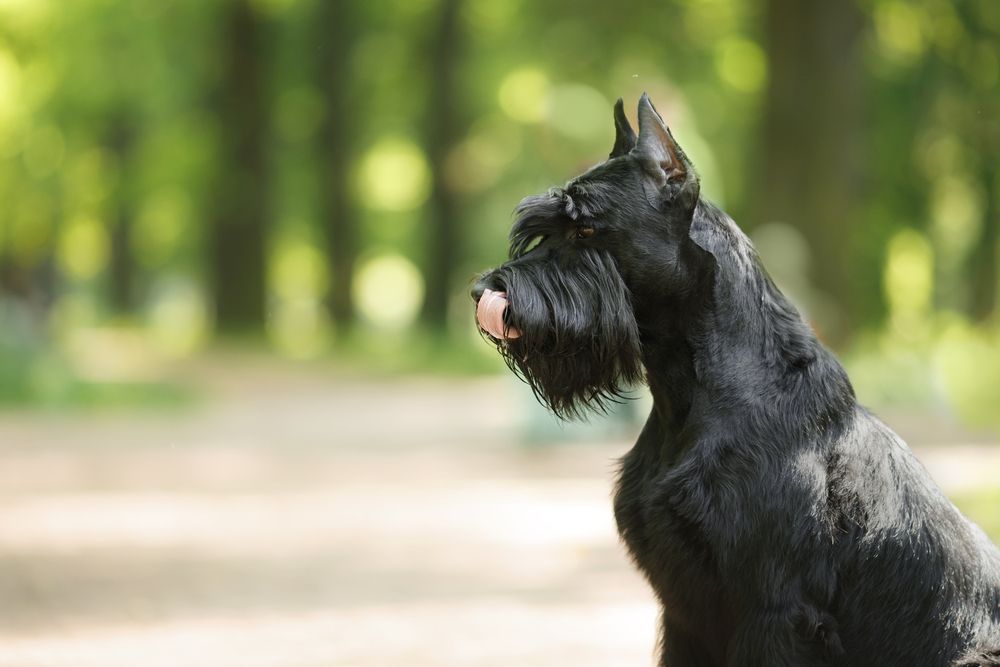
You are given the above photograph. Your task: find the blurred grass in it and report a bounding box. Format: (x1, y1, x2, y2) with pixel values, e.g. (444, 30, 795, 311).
(0, 315, 194, 411)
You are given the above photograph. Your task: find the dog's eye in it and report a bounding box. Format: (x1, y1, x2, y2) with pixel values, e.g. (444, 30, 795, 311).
(576, 226, 596, 239)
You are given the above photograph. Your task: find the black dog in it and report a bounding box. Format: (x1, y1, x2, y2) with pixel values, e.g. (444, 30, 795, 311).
(473, 94, 1000, 666)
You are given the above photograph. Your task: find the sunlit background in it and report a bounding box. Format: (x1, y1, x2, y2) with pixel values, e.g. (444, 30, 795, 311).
(1, 0, 999, 665)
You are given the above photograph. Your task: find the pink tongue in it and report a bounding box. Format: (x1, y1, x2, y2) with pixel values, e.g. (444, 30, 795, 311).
(476, 289, 521, 340)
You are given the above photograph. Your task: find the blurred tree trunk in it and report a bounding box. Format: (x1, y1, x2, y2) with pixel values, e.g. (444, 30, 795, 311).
(107, 114, 137, 315)
(755, 0, 866, 344)
(316, 0, 357, 332)
(969, 166, 998, 323)
(0, 195, 56, 314)
(0, 258, 29, 302)
(208, 0, 269, 333)
(420, 0, 463, 332)
(0, 254, 55, 319)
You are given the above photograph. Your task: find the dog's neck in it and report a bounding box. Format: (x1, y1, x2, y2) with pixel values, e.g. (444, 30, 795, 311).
(638, 200, 855, 443)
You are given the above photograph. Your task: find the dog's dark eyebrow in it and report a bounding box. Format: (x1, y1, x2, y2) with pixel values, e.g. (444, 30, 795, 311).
(508, 190, 567, 257)
(508, 181, 619, 257)
(513, 189, 569, 225)
(566, 180, 615, 219)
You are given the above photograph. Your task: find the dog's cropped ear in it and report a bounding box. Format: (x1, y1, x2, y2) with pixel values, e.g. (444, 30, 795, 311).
(633, 93, 699, 210)
(609, 98, 636, 159)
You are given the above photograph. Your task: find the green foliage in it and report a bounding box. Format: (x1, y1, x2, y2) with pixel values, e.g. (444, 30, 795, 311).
(0, 0, 997, 416)
(846, 317, 1000, 431)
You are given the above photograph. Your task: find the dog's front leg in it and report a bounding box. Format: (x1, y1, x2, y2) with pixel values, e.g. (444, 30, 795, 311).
(725, 605, 842, 667)
(659, 622, 718, 667)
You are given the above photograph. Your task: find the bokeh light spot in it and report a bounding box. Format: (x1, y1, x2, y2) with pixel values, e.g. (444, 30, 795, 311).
(934, 324, 1000, 429)
(57, 216, 109, 281)
(715, 38, 767, 93)
(0, 0, 51, 27)
(356, 139, 431, 212)
(932, 176, 982, 259)
(884, 228, 932, 326)
(0, 49, 20, 128)
(498, 67, 549, 123)
(875, 1, 925, 62)
(353, 253, 424, 330)
(545, 84, 609, 141)
(271, 238, 328, 302)
(147, 276, 208, 357)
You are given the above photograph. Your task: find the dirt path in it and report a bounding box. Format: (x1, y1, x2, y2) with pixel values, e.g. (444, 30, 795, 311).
(0, 358, 996, 666)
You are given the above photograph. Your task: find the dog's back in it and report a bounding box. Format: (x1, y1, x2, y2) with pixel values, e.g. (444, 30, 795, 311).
(829, 410, 1000, 664)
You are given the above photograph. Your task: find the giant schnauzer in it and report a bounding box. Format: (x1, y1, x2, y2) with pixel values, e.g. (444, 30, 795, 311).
(473, 94, 1000, 666)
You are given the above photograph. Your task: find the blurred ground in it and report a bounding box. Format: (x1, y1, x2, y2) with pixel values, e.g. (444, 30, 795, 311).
(0, 355, 998, 667)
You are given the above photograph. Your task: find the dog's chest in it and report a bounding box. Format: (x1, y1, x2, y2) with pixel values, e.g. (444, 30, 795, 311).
(613, 442, 733, 636)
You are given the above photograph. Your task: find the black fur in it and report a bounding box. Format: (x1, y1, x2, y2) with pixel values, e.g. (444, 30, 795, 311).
(473, 94, 1000, 666)
(480, 184, 645, 419)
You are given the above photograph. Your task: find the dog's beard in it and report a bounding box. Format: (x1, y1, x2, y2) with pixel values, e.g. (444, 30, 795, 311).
(485, 249, 644, 420)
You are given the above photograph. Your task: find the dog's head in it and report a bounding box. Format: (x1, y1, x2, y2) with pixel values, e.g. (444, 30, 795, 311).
(472, 94, 706, 419)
